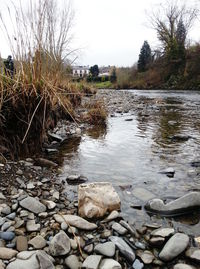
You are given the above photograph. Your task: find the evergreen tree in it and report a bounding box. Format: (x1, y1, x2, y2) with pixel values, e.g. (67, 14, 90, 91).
(137, 41, 152, 72)
(90, 65, 99, 78)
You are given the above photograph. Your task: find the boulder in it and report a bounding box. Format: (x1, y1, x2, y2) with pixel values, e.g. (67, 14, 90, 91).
(78, 182, 121, 219)
(159, 233, 189, 262)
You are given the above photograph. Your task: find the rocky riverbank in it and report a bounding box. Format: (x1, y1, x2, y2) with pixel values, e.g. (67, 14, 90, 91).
(0, 89, 200, 269)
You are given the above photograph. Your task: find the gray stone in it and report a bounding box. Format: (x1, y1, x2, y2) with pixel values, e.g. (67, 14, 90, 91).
(53, 214, 97, 230)
(0, 193, 6, 200)
(28, 235, 46, 249)
(65, 255, 81, 269)
(6, 213, 16, 220)
(185, 247, 200, 262)
(99, 259, 122, 269)
(132, 259, 144, 269)
(159, 233, 189, 261)
(151, 228, 175, 238)
(1, 222, 12, 231)
(7, 250, 54, 269)
(20, 197, 46, 214)
(82, 255, 102, 269)
(109, 236, 135, 262)
(49, 231, 71, 256)
(149, 236, 165, 246)
(1, 206, 11, 215)
(112, 222, 127, 235)
(94, 242, 115, 257)
(26, 220, 40, 232)
(145, 192, 200, 216)
(61, 222, 68, 231)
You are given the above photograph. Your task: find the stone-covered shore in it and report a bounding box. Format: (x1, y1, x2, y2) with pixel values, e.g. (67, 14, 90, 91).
(0, 89, 199, 269)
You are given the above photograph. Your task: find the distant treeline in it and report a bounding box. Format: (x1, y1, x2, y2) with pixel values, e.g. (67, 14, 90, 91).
(116, 1, 200, 90)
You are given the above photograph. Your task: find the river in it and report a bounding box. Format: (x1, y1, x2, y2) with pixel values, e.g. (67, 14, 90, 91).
(58, 90, 200, 235)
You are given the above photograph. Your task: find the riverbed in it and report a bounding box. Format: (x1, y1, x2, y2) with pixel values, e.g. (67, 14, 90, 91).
(58, 89, 200, 235)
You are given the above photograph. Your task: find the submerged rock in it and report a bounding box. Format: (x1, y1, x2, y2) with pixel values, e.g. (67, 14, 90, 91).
(159, 233, 189, 262)
(78, 182, 121, 219)
(145, 192, 200, 216)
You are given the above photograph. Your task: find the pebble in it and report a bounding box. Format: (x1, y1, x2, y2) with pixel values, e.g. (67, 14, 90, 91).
(185, 247, 200, 262)
(151, 228, 175, 238)
(0, 232, 15, 241)
(28, 235, 46, 249)
(94, 242, 115, 257)
(159, 233, 189, 262)
(110, 236, 135, 262)
(16, 236, 28, 251)
(26, 220, 40, 232)
(65, 255, 81, 269)
(132, 259, 144, 269)
(112, 222, 127, 235)
(99, 258, 122, 269)
(19, 197, 46, 214)
(49, 231, 71, 256)
(0, 248, 18, 260)
(173, 264, 196, 269)
(82, 255, 102, 269)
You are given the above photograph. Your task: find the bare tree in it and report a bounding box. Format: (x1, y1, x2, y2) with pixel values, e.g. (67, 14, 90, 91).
(0, 0, 76, 79)
(148, 1, 198, 58)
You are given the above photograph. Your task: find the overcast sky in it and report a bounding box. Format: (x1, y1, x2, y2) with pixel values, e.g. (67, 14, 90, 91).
(0, 0, 200, 67)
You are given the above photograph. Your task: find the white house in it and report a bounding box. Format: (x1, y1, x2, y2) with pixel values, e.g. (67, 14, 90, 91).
(72, 66, 90, 77)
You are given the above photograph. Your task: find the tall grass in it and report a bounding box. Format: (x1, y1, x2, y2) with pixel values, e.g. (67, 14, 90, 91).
(0, 0, 91, 158)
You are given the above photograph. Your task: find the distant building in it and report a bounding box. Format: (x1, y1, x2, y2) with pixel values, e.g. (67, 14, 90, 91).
(99, 66, 111, 77)
(72, 65, 90, 77)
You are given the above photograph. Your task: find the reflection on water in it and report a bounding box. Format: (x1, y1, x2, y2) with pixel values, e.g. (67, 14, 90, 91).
(59, 90, 200, 234)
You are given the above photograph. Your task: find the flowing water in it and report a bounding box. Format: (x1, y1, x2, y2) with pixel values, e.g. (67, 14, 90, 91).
(58, 90, 200, 234)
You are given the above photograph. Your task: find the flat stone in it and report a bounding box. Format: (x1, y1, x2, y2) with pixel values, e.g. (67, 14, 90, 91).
(65, 255, 81, 269)
(26, 220, 40, 232)
(151, 228, 175, 238)
(20, 197, 46, 214)
(16, 236, 28, 251)
(173, 264, 196, 269)
(6, 213, 16, 220)
(132, 188, 155, 202)
(1, 222, 12, 231)
(82, 255, 102, 269)
(185, 247, 200, 262)
(94, 242, 115, 257)
(49, 231, 71, 256)
(52, 191, 59, 200)
(27, 183, 35, 189)
(53, 214, 97, 230)
(159, 233, 189, 262)
(78, 182, 121, 219)
(0, 193, 6, 200)
(112, 222, 127, 235)
(35, 158, 58, 168)
(99, 258, 122, 269)
(109, 236, 135, 262)
(0, 247, 18, 259)
(28, 235, 46, 249)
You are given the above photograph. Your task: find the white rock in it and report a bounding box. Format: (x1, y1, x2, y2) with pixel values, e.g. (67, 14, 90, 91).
(99, 259, 122, 269)
(82, 255, 102, 269)
(78, 182, 121, 219)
